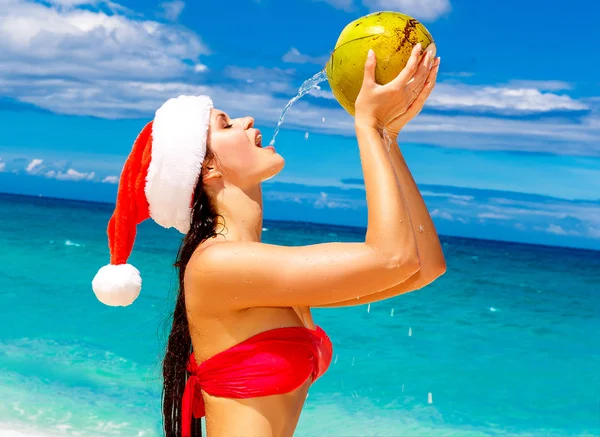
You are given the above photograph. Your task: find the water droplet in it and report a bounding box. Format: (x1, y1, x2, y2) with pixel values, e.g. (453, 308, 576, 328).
(304, 132, 309, 140)
(322, 117, 326, 123)
(390, 308, 394, 317)
(382, 128, 393, 151)
(351, 356, 355, 366)
(334, 353, 338, 364)
(408, 327, 412, 336)
(419, 224, 424, 233)
(428, 392, 433, 404)
(367, 303, 370, 313)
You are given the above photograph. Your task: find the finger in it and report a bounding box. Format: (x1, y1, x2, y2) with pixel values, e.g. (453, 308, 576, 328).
(407, 60, 439, 112)
(387, 59, 439, 127)
(417, 57, 439, 94)
(406, 49, 434, 93)
(362, 49, 377, 87)
(389, 43, 422, 87)
(404, 60, 432, 107)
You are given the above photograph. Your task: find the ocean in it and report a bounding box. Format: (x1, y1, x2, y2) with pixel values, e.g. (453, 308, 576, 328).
(0, 192, 599, 436)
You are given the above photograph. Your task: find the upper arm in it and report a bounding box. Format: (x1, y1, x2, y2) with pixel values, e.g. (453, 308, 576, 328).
(186, 240, 420, 309)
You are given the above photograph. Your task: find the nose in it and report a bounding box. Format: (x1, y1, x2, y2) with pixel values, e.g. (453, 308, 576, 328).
(241, 117, 254, 130)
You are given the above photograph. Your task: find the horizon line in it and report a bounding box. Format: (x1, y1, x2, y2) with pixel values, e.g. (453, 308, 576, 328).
(1, 191, 598, 254)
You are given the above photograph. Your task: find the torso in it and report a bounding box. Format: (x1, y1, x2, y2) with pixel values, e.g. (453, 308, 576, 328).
(185, 244, 317, 437)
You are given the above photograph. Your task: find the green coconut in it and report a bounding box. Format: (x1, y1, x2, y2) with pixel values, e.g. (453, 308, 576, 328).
(326, 11, 435, 116)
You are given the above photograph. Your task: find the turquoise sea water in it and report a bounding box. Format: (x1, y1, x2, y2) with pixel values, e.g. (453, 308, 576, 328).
(0, 193, 599, 436)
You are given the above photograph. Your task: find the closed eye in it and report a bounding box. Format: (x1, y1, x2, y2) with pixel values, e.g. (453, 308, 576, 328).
(218, 113, 233, 129)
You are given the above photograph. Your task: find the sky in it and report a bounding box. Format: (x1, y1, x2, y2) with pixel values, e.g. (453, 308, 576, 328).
(0, 0, 599, 250)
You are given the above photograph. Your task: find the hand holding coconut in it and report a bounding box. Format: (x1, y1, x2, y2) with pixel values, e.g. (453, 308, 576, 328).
(386, 48, 440, 139)
(354, 43, 438, 135)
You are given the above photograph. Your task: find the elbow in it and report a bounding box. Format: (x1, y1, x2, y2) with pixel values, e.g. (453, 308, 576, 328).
(431, 259, 447, 281)
(435, 250, 447, 277)
(438, 259, 447, 276)
(418, 258, 446, 289)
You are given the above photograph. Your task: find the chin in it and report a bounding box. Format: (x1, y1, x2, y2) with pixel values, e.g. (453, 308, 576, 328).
(260, 155, 285, 182)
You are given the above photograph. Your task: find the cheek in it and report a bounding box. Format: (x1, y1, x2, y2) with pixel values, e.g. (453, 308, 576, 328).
(218, 133, 258, 171)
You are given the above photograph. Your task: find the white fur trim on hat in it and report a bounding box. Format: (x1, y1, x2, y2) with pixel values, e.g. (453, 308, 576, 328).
(146, 95, 214, 234)
(92, 263, 142, 307)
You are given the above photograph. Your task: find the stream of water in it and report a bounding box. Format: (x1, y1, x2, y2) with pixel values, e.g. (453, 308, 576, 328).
(269, 69, 328, 146)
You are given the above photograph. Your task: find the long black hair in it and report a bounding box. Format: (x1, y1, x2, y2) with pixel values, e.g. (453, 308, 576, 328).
(161, 146, 221, 437)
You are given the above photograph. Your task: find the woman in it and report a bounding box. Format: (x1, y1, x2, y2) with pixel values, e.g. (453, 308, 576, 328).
(92, 43, 444, 437)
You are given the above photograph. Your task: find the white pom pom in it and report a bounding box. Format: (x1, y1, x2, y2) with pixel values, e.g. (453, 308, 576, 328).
(92, 263, 141, 307)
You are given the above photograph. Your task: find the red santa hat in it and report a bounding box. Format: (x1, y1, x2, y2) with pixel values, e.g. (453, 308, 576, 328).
(92, 95, 214, 306)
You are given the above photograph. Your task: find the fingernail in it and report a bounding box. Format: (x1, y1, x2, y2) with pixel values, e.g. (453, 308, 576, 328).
(368, 49, 374, 60)
(415, 43, 422, 53)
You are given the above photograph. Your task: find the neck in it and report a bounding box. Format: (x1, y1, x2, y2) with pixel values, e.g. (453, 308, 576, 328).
(213, 183, 264, 242)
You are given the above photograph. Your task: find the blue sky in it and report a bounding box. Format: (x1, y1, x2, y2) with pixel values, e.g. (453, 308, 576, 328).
(0, 0, 599, 250)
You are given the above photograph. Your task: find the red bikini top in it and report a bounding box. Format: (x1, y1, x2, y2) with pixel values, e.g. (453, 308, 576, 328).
(181, 325, 333, 437)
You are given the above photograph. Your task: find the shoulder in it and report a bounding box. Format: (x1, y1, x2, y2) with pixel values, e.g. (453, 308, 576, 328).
(183, 238, 232, 308)
(183, 238, 275, 310)
(189, 239, 259, 270)
(185, 238, 267, 288)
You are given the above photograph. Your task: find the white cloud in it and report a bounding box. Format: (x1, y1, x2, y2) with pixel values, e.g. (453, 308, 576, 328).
(282, 47, 329, 65)
(26, 158, 44, 173)
(398, 112, 600, 156)
(314, 191, 356, 209)
(9, 156, 99, 182)
(508, 80, 573, 92)
(536, 224, 580, 236)
(194, 63, 208, 73)
(313, 0, 354, 11)
(430, 83, 588, 113)
(45, 0, 92, 6)
(263, 191, 303, 204)
(159, 0, 185, 21)
(421, 191, 473, 201)
(264, 187, 363, 209)
(102, 175, 119, 183)
(477, 212, 511, 220)
(308, 88, 335, 100)
(0, 0, 208, 82)
(362, 0, 451, 21)
(430, 208, 454, 221)
(442, 71, 475, 78)
(51, 168, 96, 181)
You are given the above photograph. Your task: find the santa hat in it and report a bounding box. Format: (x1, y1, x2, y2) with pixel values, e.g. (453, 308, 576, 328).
(92, 95, 214, 307)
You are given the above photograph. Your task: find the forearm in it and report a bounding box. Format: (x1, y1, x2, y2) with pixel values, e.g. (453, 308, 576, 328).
(355, 122, 419, 265)
(318, 135, 445, 308)
(387, 134, 446, 272)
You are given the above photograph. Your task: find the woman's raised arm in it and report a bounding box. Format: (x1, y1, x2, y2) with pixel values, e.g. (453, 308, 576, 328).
(187, 45, 435, 309)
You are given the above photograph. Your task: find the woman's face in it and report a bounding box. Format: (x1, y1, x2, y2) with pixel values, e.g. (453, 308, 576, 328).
(206, 109, 284, 188)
